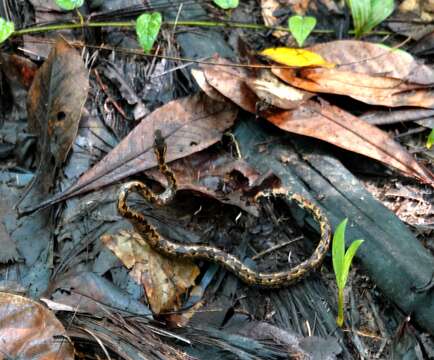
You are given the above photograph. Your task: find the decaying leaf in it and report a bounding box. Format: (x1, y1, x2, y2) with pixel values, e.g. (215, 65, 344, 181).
(18, 37, 89, 210)
(245, 70, 313, 110)
(198, 54, 434, 186)
(0, 292, 74, 359)
(309, 40, 434, 85)
(102, 231, 200, 315)
(272, 67, 434, 108)
(266, 100, 434, 185)
(22, 93, 238, 214)
(148, 148, 277, 216)
(27, 37, 89, 169)
(202, 62, 258, 113)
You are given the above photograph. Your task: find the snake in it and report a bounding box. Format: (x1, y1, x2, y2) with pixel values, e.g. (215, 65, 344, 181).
(118, 131, 332, 288)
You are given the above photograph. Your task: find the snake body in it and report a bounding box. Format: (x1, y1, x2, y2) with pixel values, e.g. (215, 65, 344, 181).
(118, 132, 332, 288)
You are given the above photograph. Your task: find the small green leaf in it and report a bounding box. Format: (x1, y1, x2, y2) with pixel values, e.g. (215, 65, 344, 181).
(346, 0, 370, 37)
(365, 0, 394, 33)
(54, 0, 84, 11)
(213, 0, 239, 10)
(0, 17, 14, 44)
(346, 0, 394, 37)
(341, 239, 364, 286)
(136, 12, 162, 54)
(288, 15, 316, 47)
(332, 218, 347, 289)
(427, 129, 434, 149)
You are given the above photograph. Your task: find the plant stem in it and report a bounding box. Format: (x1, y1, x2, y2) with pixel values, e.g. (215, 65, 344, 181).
(11, 19, 391, 38)
(337, 287, 344, 327)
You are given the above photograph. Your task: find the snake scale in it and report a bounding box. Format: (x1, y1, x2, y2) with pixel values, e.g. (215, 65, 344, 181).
(118, 131, 332, 288)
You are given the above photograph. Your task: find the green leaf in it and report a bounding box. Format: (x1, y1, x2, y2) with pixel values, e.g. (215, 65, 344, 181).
(288, 15, 316, 47)
(365, 0, 394, 33)
(346, 0, 370, 37)
(341, 239, 364, 286)
(346, 0, 394, 37)
(427, 129, 434, 149)
(54, 0, 84, 11)
(0, 17, 14, 44)
(332, 218, 347, 289)
(213, 0, 239, 10)
(136, 12, 162, 54)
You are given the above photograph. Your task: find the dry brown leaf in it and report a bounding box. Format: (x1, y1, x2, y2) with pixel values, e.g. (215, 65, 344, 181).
(27, 37, 89, 169)
(148, 148, 277, 215)
(18, 38, 89, 211)
(245, 70, 313, 110)
(309, 40, 434, 85)
(200, 56, 311, 112)
(202, 62, 258, 113)
(272, 67, 434, 108)
(102, 231, 200, 315)
(265, 100, 434, 185)
(0, 292, 74, 359)
(24, 93, 238, 214)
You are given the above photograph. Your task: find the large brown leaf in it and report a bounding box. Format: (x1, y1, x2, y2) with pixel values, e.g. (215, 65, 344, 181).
(27, 37, 89, 171)
(0, 292, 74, 359)
(198, 55, 434, 185)
(102, 231, 200, 315)
(269, 40, 434, 108)
(309, 40, 434, 84)
(23, 93, 238, 213)
(148, 148, 276, 216)
(17, 38, 89, 210)
(272, 67, 434, 108)
(266, 100, 434, 185)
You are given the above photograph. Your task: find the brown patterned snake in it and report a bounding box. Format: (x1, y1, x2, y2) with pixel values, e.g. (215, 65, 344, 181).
(118, 131, 332, 288)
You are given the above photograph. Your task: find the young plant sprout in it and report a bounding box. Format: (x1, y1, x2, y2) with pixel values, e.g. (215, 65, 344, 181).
(135, 12, 162, 54)
(346, 0, 394, 38)
(213, 0, 239, 10)
(332, 218, 364, 327)
(288, 15, 316, 47)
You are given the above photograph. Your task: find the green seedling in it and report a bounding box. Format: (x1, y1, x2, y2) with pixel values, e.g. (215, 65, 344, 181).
(55, 0, 84, 11)
(427, 129, 434, 149)
(288, 15, 316, 47)
(0, 17, 14, 44)
(213, 0, 239, 10)
(346, 0, 394, 38)
(136, 12, 162, 54)
(332, 218, 364, 327)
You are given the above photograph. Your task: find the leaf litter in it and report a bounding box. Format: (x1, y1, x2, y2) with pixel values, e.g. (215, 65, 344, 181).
(1, 1, 434, 358)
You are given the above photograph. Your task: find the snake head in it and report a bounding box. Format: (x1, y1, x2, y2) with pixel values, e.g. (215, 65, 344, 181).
(154, 129, 167, 161)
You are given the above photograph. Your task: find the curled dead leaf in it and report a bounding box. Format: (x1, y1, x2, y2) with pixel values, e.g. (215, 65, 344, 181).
(102, 231, 200, 315)
(0, 292, 74, 359)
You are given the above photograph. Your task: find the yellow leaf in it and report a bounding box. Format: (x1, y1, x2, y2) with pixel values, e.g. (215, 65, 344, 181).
(259, 47, 335, 68)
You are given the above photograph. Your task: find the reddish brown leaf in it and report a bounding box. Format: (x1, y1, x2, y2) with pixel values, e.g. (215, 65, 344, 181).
(18, 38, 89, 211)
(27, 37, 89, 168)
(245, 70, 313, 110)
(266, 100, 434, 185)
(0, 292, 74, 359)
(0, 53, 38, 89)
(268, 40, 434, 108)
(309, 40, 434, 85)
(23, 93, 238, 213)
(272, 67, 434, 108)
(102, 231, 200, 315)
(202, 60, 258, 113)
(148, 149, 276, 215)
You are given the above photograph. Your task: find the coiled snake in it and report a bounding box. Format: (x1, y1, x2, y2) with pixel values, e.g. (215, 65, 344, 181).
(118, 131, 331, 288)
